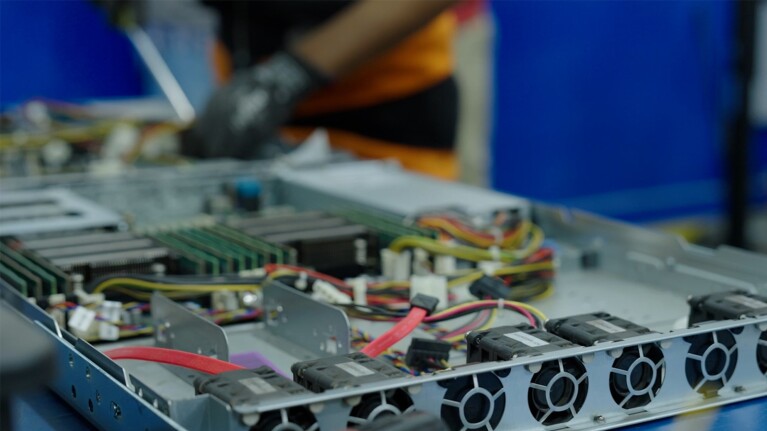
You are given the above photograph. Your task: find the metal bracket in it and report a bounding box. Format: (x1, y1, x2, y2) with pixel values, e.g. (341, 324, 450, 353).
(263, 281, 350, 357)
(151, 293, 230, 360)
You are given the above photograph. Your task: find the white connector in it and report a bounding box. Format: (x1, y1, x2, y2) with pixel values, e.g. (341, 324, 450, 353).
(311, 280, 352, 305)
(99, 300, 122, 323)
(351, 277, 368, 306)
(478, 260, 504, 276)
(434, 255, 457, 275)
(409, 274, 448, 310)
(413, 248, 431, 275)
(73, 288, 104, 306)
(68, 306, 98, 338)
(99, 323, 120, 341)
(212, 291, 239, 311)
(381, 249, 412, 280)
(295, 272, 309, 291)
(47, 293, 66, 306)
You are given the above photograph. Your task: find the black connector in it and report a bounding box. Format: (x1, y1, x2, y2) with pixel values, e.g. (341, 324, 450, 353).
(688, 290, 767, 325)
(545, 312, 653, 346)
(410, 293, 439, 315)
(466, 324, 576, 363)
(405, 338, 451, 370)
(468, 275, 510, 300)
(195, 366, 310, 408)
(292, 352, 407, 393)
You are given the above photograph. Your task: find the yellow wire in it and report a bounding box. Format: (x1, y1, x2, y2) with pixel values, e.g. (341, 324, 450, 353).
(417, 218, 533, 249)
(92, 277, 260, 294)
(431, 299, 548, 324)
(442, 308, 499, 343)
(388, 224, 544, 262)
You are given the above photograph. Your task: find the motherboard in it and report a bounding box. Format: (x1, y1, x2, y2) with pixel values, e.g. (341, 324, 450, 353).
(3, 160, 767, 431)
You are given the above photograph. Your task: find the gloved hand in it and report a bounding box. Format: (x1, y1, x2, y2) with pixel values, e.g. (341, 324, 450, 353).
(183, 51, 329, 159)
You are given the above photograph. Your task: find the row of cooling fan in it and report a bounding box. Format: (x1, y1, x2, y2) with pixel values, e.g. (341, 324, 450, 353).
(252, 329, 767, 431)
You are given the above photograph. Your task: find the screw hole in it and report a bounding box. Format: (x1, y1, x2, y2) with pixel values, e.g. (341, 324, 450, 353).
(68, 354, 74, 368)
(88, 399, 94, 413)
(85, 366, 91, 380)
(71, 385, 77, 398)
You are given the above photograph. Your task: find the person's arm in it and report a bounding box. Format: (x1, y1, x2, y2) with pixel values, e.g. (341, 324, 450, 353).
(294, 0, 459, 77)
(185, 0, 459, 159)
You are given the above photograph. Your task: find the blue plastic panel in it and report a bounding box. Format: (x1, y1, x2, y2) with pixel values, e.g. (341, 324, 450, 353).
(490, 1, 739, 220)
(0, 0, 142, 109)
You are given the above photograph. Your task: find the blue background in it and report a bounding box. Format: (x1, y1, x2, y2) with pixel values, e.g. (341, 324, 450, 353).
(0, 0, 143, 107)
(490, 0, 766, 221)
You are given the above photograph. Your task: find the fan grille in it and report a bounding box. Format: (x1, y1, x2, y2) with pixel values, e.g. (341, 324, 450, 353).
(685, 330, 738, 395)
(253, 407, 319, 431)
(347, 389, 415, 427)
(441, 372, 506, 430)
(757, 331, 767, 375)
(609, 344, 665, 409)
(527, 358, 588, 426)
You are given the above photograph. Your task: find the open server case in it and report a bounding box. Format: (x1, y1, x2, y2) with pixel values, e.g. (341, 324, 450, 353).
(2, 160, 767, 431)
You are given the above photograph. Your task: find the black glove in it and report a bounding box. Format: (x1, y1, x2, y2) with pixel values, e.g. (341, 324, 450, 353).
(183, 51, 328, 159)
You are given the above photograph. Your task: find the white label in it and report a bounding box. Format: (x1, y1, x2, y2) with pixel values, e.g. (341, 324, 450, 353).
(586, 319, 625, 334)
(504, 331, 549, 347)
(335, 361, 375, 377)
(68, 306, 96, 332)
(99, 323, 120, 341)
(726, 295, 767, 309)
(240, 377, 277, 395)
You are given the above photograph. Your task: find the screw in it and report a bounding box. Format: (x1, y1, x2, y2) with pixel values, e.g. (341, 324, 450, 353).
(734, 385, 746, 393)
(112, 402, 122, 420)
(593, 415, 606, 424)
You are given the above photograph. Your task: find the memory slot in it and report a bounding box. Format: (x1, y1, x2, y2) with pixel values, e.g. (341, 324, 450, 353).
(163, 231, 238, 273)
(1, 243, 59, 296)
(207, 225, 295, 265)
(0, 263, 30, 297)
(177, 229, 258, 271)
(0, 254, 42, 298)
(152, 234, 221, 275)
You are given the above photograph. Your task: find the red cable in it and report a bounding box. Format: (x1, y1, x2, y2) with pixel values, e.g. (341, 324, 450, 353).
(360, 307, 428, 357)
(104, 346, 244, 375)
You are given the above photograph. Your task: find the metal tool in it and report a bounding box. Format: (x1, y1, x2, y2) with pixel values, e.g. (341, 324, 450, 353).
(125, 27, 196, 123)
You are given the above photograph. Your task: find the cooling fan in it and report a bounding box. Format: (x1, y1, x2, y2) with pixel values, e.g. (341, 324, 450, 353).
(758, 331, 767, 375)
(253, 407, 319, 431)
(685, 330, 738, 395)
(609, 344, 665, 409)
(527, 358, 588, 426)
(347, 389, 415, 427)
(440, 372, 506, 431)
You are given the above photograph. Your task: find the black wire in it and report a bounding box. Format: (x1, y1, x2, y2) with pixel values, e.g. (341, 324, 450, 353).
(338, 303, 408, 318)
